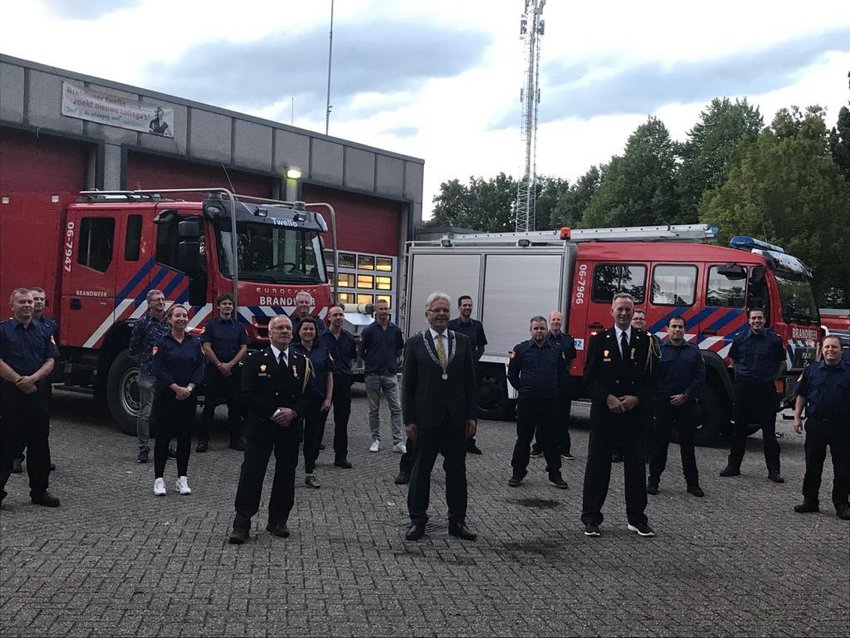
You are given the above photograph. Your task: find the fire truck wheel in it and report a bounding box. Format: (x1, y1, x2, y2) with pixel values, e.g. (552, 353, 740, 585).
(691, 382, 730, 447)
(106, 350, 141, 435)
(476, 364, 512, 421)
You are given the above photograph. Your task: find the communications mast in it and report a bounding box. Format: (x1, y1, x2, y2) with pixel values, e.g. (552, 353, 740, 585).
(515, 0, 545, 232)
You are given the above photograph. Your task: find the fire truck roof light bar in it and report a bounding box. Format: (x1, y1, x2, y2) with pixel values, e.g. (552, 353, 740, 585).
(419, 224, 718, 248)
(729, 235, 786, 254)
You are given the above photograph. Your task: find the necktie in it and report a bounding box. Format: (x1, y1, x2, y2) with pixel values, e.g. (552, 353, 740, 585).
(435, 333, 448, 368)
(620, 331, 629, 359)
(278, 351, 287, 367)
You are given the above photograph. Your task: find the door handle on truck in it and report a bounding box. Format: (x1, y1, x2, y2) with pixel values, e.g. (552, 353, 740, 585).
(70, 298, 82, 310)
(589, 322, 604, 329)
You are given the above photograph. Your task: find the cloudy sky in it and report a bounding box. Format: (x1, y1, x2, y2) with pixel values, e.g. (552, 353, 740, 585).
(3, 0, 849, 216)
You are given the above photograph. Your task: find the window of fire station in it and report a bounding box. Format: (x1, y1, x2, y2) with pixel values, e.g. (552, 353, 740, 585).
(324, 250, 398, 318)
(78, 217, 115, 272)
(651, 265, 696, 306)
(592, 264, 646, 303)
(706, 266, 747, 308)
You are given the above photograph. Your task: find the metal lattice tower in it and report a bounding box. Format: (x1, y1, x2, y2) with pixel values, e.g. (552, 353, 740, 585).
(515, 0, 545, 232)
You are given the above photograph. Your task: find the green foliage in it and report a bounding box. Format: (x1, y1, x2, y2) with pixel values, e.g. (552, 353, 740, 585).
(678, 98, 763, 217)
(700, 106, 850, 306)
(829, 104, 850, 181)
(581, 117, 682, 228)
(429, 173, 516, 232)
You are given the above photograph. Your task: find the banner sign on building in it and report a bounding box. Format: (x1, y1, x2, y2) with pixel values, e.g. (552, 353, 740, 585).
(61, 82, 174, 138)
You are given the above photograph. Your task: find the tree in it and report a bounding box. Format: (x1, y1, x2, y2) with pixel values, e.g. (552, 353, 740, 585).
(700, 106, 850, 306)
(546, 166, 600, 229)
(678, 98, 763, 217)
(582, 117, 682, 228)
(429, 173, 518, 232)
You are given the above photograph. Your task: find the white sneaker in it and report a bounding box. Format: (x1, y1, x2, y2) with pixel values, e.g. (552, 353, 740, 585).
(392, 442, 407, 454)
(153, 477, 166, 496)
(176, 476, 192, 495)
(369, 440, 380, 453)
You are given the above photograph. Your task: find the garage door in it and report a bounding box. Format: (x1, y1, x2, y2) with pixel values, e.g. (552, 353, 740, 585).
(0, 127, 90, 193)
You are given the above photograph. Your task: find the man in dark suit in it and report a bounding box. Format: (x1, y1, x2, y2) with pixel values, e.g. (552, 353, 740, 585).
(403, 292, 478, 542)
(581, 293, 658, 538)
(229, 315, 314, 544)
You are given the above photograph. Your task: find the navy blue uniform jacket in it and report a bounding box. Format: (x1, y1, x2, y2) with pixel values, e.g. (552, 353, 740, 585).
(583, 327, 657, 409)
(241, 347, 314, 442)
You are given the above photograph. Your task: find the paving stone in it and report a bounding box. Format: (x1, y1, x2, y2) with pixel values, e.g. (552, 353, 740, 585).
(1, 390, 847, 636)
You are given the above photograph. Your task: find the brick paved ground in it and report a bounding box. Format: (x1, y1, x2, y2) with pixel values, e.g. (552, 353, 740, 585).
(1, 388, 848, 637)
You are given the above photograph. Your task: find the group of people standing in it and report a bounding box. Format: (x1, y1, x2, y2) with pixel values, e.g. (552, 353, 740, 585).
(1, 284, 847, 540)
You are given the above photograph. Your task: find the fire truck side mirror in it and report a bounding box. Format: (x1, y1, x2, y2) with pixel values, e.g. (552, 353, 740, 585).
(176, 241, 202, 274)
(717, 263, 747, 280)
(177, 218, 202, 239)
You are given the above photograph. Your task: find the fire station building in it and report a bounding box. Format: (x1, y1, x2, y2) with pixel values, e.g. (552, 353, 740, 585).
(0, 54, 424, 320)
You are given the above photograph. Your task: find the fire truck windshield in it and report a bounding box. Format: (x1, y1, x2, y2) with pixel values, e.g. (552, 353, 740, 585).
(215, 220, 327, 284)
(775, 275, 819, 325)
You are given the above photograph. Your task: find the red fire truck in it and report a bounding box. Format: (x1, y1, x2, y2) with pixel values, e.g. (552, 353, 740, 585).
(404, 224, 821, 444)
(0, 188, 335, 434)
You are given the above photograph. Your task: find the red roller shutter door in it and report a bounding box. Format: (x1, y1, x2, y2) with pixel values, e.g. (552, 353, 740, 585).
(126, 152, 275, 199)
(0, 128, 90, 193)
(302, 185, 401, 256)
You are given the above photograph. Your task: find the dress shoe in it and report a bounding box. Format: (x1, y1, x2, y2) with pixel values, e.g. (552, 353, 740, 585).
(305, 474, 320, 489)
(229, 527, 250, 544)
(794, 501, 819, 513)
(466, 444, 483, 455)
(394, 471, 410, 485)
(646, 479, 659, 495)
(318, 443, 326, 451)
(137, 448, 150, 464)
(405, 522, 426, 541)
(229, 438, 245, 452)
(767, 472, 785, 484)
(195, 439, 209, 453)
(334, 458, 353, 469)
(11, 457, 23, 474)
(448, 523, 477, 541)
(49, 463, 56, 472)
(548, 474, 569, 489)
(530, 446, 543, 458)
(836, 504, 850, 520)
(611, 452, 623, 463)
(30, 491, 60, 507)
(719, 465, 740, 477)
(508, 475, 523, 487)
(266, 522, 291, 538)
(561, 450, 575, 460)
(686, 484, 705, 498)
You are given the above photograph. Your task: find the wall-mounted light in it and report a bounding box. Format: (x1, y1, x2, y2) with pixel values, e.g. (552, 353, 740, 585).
(286, 167, 302, 180)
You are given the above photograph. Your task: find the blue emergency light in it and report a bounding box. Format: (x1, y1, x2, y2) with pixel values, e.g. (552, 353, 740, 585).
(729, 236, 786, 254)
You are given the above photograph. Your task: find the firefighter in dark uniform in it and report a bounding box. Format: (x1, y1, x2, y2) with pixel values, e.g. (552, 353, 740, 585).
(792, 334, 850, 520)
(0, 288, 61, 507)
(507, 315, 569, 489)
(229, 315, 314, 544)
(12, 286, 58, 474)
(647, 315, 706, 497)
(720, 307, 786, 482)
(581, 293, 658, 537)
(197, 293, 249, 453)
(447, 295, 487, 455)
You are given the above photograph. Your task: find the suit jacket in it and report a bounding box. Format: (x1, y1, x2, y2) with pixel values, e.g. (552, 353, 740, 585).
(583, 327, 658, 410)
(402, 330, 477, 429)
(241, 346, 314, 441)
